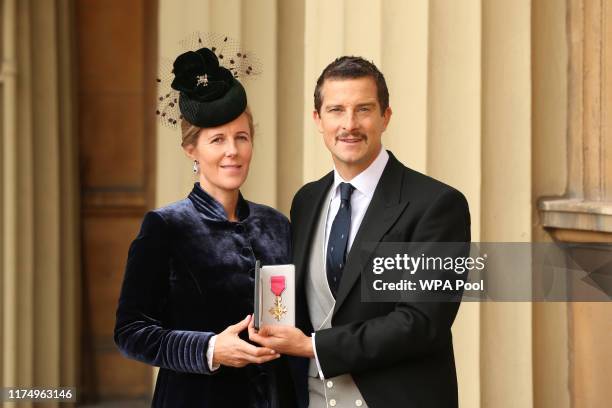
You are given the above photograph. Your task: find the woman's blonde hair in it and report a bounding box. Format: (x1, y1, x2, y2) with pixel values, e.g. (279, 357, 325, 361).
(180, 106, 255, 148)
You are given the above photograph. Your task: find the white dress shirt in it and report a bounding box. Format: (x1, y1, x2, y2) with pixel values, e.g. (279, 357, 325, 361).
(312, 147, 389, 379)
(206, 335, 219, 371)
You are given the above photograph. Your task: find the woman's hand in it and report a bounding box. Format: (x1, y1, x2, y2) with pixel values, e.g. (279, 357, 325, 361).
(212, 315, 281, 368)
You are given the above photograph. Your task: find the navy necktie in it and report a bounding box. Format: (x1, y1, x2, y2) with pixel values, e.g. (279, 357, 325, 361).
(326, 182, 355, 297)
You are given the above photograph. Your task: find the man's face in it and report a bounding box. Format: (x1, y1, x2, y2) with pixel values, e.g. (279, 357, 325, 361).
(314, 76, 391, 178)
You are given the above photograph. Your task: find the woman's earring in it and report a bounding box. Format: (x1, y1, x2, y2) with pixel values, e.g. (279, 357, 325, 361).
(193, 160, 199, 174)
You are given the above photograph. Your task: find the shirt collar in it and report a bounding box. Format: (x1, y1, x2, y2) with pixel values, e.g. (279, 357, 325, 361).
(332, 147, 389, 199)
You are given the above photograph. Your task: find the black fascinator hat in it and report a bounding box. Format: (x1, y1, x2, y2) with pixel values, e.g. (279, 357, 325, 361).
(156, 32, 261, 129)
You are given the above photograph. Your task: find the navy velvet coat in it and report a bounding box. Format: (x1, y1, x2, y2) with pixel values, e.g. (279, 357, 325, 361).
(114, 183, 296, 407)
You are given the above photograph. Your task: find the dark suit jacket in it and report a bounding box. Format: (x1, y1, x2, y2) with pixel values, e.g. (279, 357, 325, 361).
(290, 151, 471, 407)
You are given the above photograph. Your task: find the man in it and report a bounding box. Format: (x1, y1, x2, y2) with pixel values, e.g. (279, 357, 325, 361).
(250, 56, 471, 407)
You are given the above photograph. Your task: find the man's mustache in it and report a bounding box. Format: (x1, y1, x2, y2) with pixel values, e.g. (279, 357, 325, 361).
(335, 132, 368, 144)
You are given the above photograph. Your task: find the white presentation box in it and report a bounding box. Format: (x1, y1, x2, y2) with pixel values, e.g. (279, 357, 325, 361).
(254, 262, 295, 329)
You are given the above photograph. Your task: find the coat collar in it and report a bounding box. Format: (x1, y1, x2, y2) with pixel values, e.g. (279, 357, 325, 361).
(188, 182, 250, 222)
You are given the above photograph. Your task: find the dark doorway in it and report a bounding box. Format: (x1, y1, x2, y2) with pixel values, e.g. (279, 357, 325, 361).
(76, 0, 157, 404)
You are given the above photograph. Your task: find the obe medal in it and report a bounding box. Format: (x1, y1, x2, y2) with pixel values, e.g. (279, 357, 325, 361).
(269, 276, 287, 321)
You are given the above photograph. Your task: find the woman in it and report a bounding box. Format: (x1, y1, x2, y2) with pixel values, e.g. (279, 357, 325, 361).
(114, 46, 296, 407)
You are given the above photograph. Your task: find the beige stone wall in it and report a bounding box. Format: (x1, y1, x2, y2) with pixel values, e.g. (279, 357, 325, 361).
(425, 1, 482, 404)
(532, 0, 570, 407)
(1, 1, 80, 405)
(481, 1, 534, 407)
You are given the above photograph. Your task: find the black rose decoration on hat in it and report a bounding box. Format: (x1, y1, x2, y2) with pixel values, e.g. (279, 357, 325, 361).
(156, 32, 261, 129)
(171, 48, 233, 101)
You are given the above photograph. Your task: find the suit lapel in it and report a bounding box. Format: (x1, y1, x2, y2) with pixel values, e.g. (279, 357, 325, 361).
(333, 153, 410, 314)
(294, 173, 334, 288)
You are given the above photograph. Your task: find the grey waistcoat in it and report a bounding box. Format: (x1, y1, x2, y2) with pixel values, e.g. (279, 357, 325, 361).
(306, 189, 368, 408)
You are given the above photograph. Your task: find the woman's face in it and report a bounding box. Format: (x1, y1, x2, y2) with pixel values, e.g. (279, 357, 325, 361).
(184, 112, 253, 195)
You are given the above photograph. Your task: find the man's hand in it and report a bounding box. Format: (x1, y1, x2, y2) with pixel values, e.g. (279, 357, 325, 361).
(248, 316, 314, 358)
(213, 315, 281, 368)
